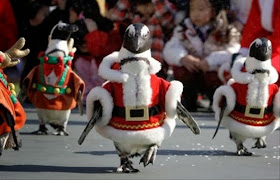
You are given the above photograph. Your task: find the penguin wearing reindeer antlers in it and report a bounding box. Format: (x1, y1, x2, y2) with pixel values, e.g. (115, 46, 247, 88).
(20, 22, 85, 136)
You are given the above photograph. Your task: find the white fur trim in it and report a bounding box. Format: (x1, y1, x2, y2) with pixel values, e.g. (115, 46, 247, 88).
(148, 57, 161, 74)
(218, 62, 231, 83)
(118, 47, 161, 75)
(231, 57, 254, 84)
(273, 89, 280, 117)
(227, 78, 235, 85)
(86, 87, 113, 127)
(247, 75, 269, 107)
(245, 57, 278, 84)
(98, 52, 129, 83)
(221, 116, 279, 138)
(259, 0, 274, 32)
(213, 85, 236, 121)
(268, 67, 279, 84)
(98, 49, 161, 83)
(165, 81, 183, 118)
(122, 70, 151, 106)
(95, 116, 176, 149)
(231, 56, 279, 84)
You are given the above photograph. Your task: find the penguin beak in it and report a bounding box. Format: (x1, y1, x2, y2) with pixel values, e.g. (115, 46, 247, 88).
(134, 34, 144, 52)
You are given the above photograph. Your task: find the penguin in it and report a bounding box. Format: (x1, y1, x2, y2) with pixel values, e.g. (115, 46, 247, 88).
(0, 38, 29, 156)
(20, 22, 85, 136)
(78, 23, 200, 173)
(212, 37, 280, 156)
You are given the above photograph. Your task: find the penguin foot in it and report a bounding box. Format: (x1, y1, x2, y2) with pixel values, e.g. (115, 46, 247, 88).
(31, 125, 48, 135)
(252, 138, 266, 149)
(52, 130, 69, 136)
(50, 124, 69, 136)
(139, 144, 158, 167)
(236, 145, 252, 156)
(117, 157, 139, 173)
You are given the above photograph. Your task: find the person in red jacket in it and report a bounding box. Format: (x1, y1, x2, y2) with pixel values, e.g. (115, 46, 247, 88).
(70, 0, 122, 103)
(0, 0, 18, 52)
(239, 0, 280, 86)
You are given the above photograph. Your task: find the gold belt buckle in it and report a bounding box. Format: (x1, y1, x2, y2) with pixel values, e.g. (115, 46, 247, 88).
(125, 106, 149, 121)
(244, 105, 265, 119)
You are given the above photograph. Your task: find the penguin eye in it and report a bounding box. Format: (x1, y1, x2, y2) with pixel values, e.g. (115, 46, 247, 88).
(268, 46, 272, 50)
(255, 43, 260, 48)
(58, 24, 67, 31)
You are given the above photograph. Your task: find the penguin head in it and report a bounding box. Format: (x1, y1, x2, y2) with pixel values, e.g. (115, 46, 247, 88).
(249, 37, 272, 61)
(49, 22, 78, 41)
(122, 23, 152, 54)
(245, 37, 273, 74)
(46, 22, 78, 57)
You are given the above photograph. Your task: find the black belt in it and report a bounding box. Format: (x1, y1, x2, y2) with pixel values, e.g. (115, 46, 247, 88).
(234, 103, 273, 114)
(112, 104, 161, 118)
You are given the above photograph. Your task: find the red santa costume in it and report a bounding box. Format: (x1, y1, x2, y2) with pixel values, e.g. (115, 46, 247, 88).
(213, 53, 280, 139)
(240, 0, 280, 85)
(86, 49, 183, 149)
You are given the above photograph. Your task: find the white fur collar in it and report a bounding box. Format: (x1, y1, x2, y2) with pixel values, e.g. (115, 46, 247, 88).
(98, 49, 161, 83)
(231, 57, 278, 84)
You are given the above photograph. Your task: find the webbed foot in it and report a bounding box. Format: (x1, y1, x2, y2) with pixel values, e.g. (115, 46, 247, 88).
(139, 144, 158, 167)
(237, 144, 253, 156)
(50, 123, 69, 136)
(252, 138, 266, 149)
(117, 157, 139, 173)
(31, 125, 48, 135)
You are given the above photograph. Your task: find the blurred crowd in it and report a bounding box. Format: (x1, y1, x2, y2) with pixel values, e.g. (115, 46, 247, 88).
(0, 0, 279, 111)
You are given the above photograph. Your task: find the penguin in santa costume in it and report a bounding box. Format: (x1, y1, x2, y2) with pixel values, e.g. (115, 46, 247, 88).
(0, 38, 29, 156)
(20, 22, 85, 136)
(78, 23, 200, 173)
(212, 37, 280, 156)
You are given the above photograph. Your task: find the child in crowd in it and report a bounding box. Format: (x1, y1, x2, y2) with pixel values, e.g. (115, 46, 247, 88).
(163, 0, 241, 111)
(69, 0, 122, 103)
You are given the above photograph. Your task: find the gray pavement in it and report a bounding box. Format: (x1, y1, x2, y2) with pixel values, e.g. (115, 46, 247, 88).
(0, 105, 279, 180)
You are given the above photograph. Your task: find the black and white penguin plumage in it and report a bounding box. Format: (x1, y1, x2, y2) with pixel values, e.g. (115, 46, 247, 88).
(213, 37, 280, 156)
(84, 23, 199, 172)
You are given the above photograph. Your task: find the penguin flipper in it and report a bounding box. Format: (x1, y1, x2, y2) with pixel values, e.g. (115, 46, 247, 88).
(77, 90, 83, 116)
(78, 101, 102, 145)
(212, 96, 227, 139)
(176, 101, 200, 135)
(17, 84, 27, 104)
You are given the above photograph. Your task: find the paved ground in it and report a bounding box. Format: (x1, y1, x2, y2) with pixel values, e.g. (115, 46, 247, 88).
(0, 104, 279, 180)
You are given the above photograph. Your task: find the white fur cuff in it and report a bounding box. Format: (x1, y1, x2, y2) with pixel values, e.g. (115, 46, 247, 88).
(165, 80, 183, 118)
(86, 86, 113, 126)
(273, 89, 280, 117)
(213, 85, 236, 120)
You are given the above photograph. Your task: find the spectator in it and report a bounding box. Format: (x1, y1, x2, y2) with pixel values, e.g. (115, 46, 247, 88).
(19, 0, 51, 87)
(0, 0, 18, 51)
(0, 0, 20, 82)
(70, 0, 122, 103)
(163, 0, 241, 111)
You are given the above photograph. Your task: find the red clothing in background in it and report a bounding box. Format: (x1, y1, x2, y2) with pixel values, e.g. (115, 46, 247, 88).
(0, 0, 18, 51)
